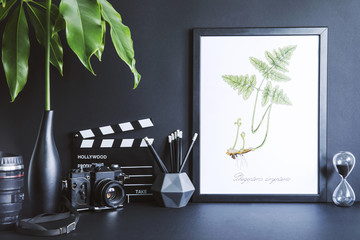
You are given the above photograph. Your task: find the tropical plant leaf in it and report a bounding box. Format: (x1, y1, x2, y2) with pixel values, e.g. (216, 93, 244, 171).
(2, 4, 30, 102)
(0, 0, 16, 21)
(59, 0, 103, 74)
(26, 0, 60, 20)
(95, 19, 106, 61)
(222, 74, 256, 100)
(25, 0, 65, 36)
(26, 4, 63, 75)
(53, 13, 65, 35)
(98, 0, 141, 88)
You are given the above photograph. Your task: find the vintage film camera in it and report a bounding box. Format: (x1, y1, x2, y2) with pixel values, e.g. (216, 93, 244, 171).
(63, 163, 127, 211)
(72, 118, 155, 203)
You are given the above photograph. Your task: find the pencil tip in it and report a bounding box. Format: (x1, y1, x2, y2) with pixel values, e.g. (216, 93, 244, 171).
(143, 136, 150, 144)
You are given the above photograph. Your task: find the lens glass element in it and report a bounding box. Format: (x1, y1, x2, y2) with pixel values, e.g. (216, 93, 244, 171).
(95, 179, 125, 208)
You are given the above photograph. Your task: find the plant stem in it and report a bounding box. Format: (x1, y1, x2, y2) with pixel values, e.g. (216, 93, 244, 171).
(251, 78, 266, 133)
(254, 104, 272, 150)
(45, 0, 51, 111)
(252, 103, 272, 133)
(232, 122, 240, 149)
(241, 133, 245, 150)
(251, 49, 291, 133)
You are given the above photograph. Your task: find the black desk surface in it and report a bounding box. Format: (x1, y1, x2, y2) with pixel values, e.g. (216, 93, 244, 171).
(1, 202, 360, 240)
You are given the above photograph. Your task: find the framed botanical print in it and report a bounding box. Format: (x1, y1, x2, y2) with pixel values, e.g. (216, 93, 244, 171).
(192, 27, 328, 202)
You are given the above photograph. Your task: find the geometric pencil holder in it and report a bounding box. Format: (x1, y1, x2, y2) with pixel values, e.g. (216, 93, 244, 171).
(151, 172, 195, 208)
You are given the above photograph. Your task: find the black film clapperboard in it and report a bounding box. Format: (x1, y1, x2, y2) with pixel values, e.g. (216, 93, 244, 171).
(72, 118, 155, 203)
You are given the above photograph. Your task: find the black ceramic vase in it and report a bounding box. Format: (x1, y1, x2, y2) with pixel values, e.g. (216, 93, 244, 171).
(28, 110, 62, 215)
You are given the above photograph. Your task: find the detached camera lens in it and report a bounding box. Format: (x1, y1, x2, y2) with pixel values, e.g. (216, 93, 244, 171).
(0, 152, 24, 230)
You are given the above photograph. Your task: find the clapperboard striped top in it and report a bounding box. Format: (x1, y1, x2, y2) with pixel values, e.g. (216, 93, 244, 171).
(75, 118, 154, 139)
(73, 118, 154, 149)
(78, 138, 154, 149)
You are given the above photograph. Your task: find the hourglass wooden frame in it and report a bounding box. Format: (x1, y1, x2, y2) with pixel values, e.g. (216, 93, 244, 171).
(192, 27, 328, 202)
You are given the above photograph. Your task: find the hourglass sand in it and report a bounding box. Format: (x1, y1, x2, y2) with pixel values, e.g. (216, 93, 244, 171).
(332, 151, 356, 207)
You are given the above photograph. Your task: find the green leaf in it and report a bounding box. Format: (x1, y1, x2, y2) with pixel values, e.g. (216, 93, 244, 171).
(2, 4, 30, 102)
(0, 0, 16, 21)
(26, 0, 60, 20)
(98, 0, 141, 88)
(222, 74, 256, 100)
(95, 19, 106, 61)
(53, 13, 65, 35)
(25, 0, 66, 36)
(59, 0, 103, 74)
(26, 4, 63, 75)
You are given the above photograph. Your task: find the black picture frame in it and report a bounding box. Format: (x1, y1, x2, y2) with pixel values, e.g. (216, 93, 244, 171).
(192, 27, 328, 202)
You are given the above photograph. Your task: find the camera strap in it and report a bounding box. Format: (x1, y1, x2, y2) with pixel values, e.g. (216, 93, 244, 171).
(17, 196, 79, 236)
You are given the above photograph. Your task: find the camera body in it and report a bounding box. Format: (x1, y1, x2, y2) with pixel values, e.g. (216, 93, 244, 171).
(64, 163, 126, 211)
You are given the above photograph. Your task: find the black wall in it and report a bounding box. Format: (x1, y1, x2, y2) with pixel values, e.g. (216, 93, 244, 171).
(0, 0, 359, 209)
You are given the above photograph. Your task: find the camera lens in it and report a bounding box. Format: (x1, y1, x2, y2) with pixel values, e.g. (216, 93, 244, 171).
(0, 152, 24, 230)
(94, 179, 125, 208)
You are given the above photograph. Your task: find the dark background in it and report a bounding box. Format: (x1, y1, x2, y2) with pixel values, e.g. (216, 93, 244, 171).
(0, 0, 359, 212)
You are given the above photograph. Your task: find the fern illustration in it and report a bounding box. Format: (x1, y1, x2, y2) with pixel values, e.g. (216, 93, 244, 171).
(222, 74, 257, 100)
(222, 45, 297, 159)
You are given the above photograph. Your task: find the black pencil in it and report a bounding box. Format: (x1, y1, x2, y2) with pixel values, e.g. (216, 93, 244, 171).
(179, 133, 198, 173)
(144, 137, 168, 173)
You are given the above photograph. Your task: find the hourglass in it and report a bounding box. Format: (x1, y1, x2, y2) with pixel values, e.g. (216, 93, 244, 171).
(332, 151, 356, 207)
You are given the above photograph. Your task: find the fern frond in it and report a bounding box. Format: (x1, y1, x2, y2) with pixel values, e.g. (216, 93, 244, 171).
(262, 82, 272, 106)
(249, 57, 271, 76)
(271, 85, 292, 105)
(279, 45, 297, 61)
(251, 45, 297, 82)
(222, 74, 257, 100)
(262, 81, 291, 106)
(267, 69, 291, 82)
(265, 51, 288, 72)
